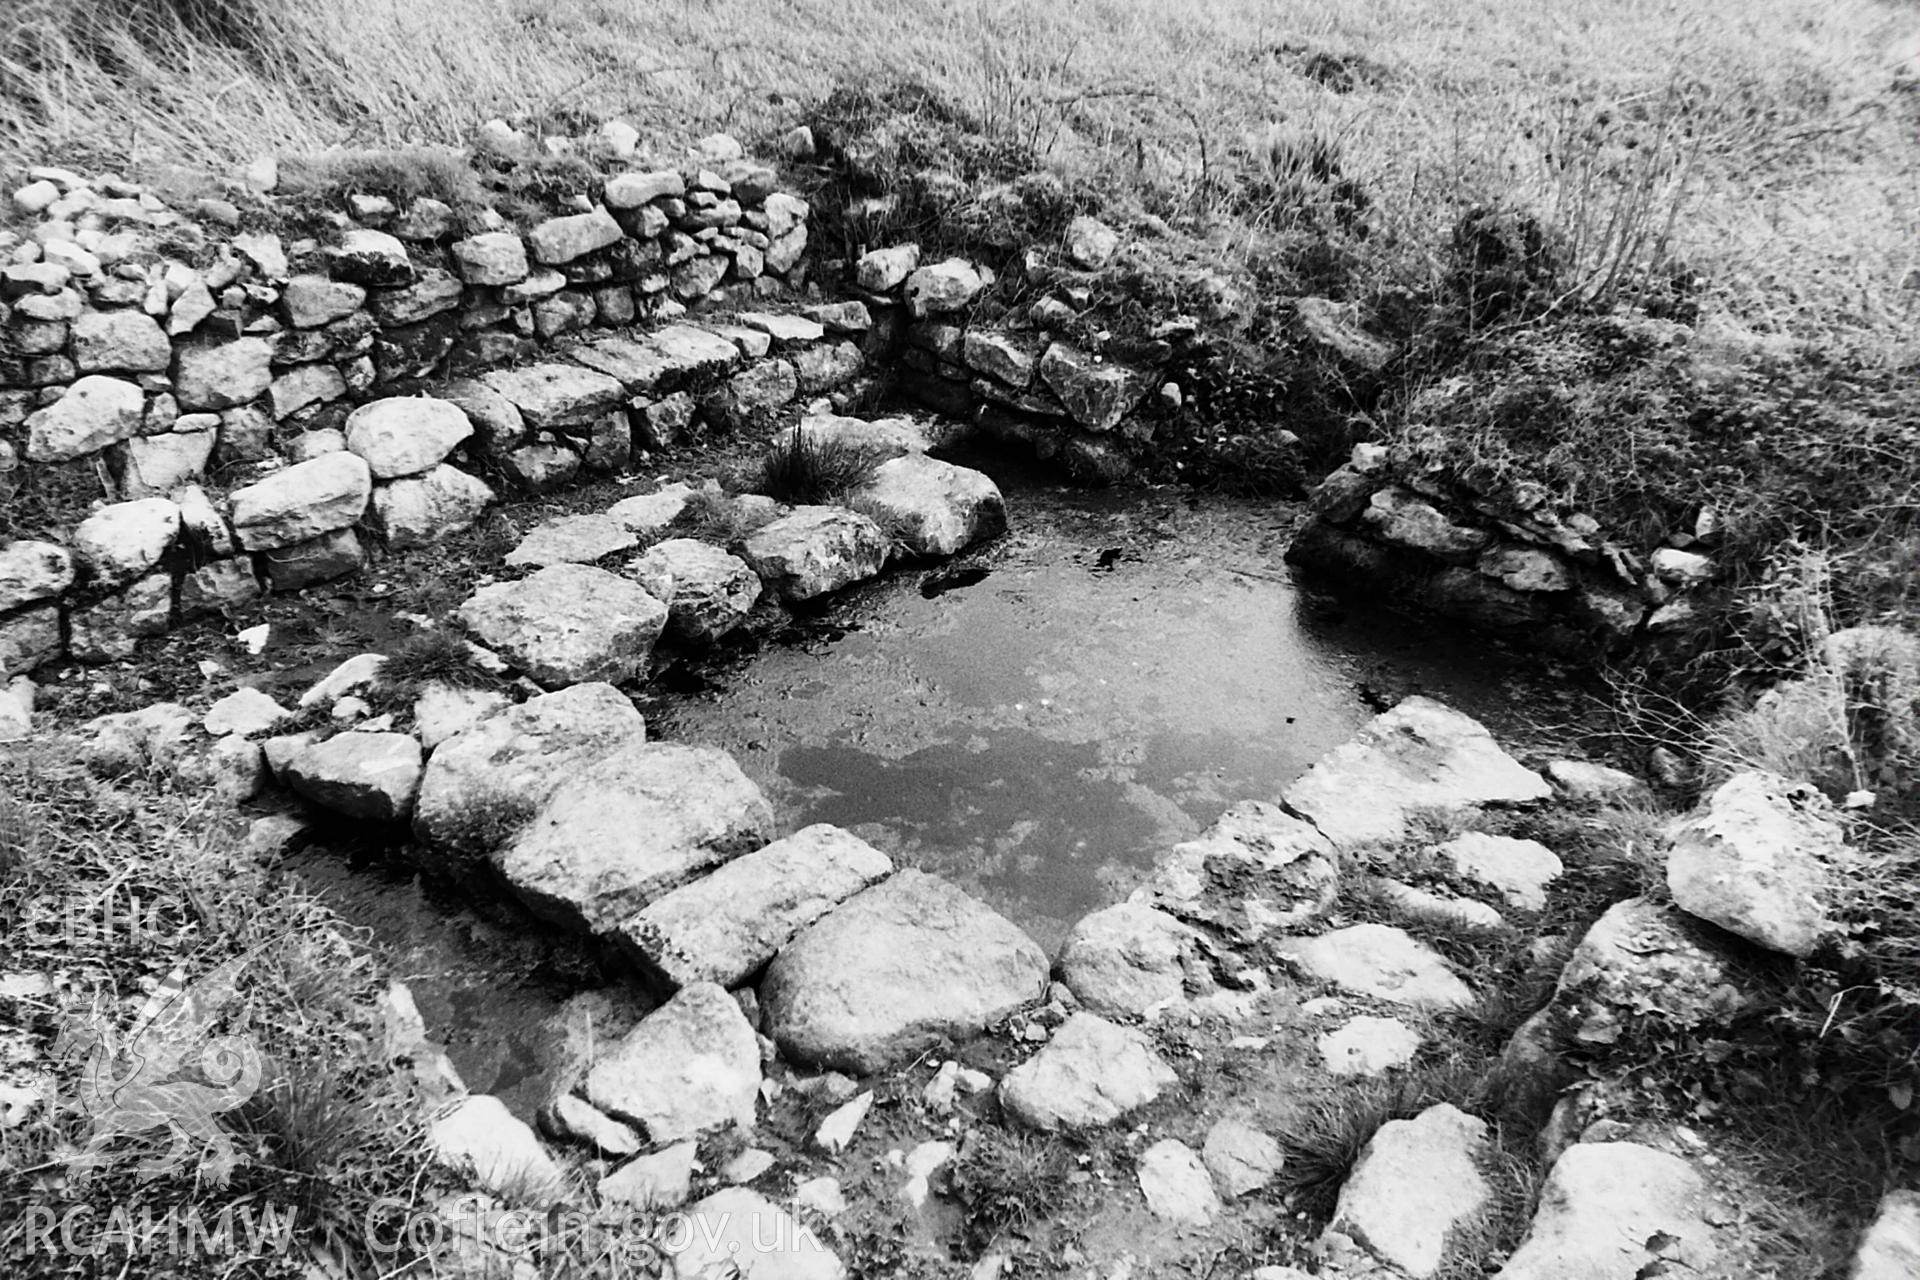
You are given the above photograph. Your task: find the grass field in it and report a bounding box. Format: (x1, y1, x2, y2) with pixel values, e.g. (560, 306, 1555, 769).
(3, 0, 1916, 342)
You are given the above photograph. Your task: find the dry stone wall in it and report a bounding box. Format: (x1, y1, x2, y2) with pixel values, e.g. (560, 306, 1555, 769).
(0, 141, 897, 676)
(1285, 441, 1725, 657)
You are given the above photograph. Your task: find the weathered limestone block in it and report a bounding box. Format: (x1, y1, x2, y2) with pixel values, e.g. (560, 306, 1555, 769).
(451, 231, 529, 286)
(283, 732, 424, 822)
(1666, 770, 1852, 957)
(71, 310, 170, 373)
(0, 606, 62, 678)
(24, 375, 143, 461)
(1057, 903, 1215, 1019)
(616, 824, 893, 989)
(120, 428, 216, 498)
(0, 540, 75, 612)
(1276, 924, 1474, 1011)
(344, 396, 474, 479)
(282, 276, 367, 327)
(761, 869, 1049, 1073)
(229, 452, 373, 551)
(903, 259, 981, 316)
(457, 563, 666, 688)
(1331, 1104, 1490, 1278)
(1493, 1142, 1713, 1279)
(739, 506, 889, 601)
(414, 682, 645, 861)
(580, 982, 760, 1142)
(73, 498, 179, 587)
(1282, 696, 1551, 849)
(629, 538, 763, 643)
(481, 363, 626, 432)
(496, 741, 772, 933)
(262, 527, 366, 592)
(529, 208, 623, 265)
(999, 1012, 1176, 1131)
(328, 229, 413, 286)
(173, 338, 273, 412)
(502, 513, 638, 568)
(1362, 487, 1493, 563)
(847, 455, 1006, 556)
(373, 465, 496, 551)
(1038, 343, 1147, 432)
(1132, 801, 1339, 940)
(856, 244, 920, 293)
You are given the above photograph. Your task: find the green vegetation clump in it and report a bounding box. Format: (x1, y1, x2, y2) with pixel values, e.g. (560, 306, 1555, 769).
(748, 426, 891, 505)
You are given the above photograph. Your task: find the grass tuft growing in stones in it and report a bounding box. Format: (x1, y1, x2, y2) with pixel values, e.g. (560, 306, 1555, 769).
(749, 425, 892, 506)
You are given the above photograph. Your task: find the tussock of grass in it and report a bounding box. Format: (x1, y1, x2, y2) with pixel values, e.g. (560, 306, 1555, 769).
(748, 426, 891, 505)
(946, 1124, 1077, 1255)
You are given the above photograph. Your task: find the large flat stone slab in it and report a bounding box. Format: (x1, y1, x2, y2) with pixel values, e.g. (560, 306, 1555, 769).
(283, 732, 424, 823)
(229, 452, 373, 552)
(1282, 696, 1551, 849)
(616, 824, 894, 989)
(457, 563, 666, 688)
(1276, 924, 1473, 1011)
(580, 982, 759, 1142)
(1332, 1104, 1491, 1278)
(413, 682, 645, 863)
(1494, 1142, 1713, 1279)
(497, 742, 773, 934)
(502, 512, 640, 568)
(480, 363, 626, 431)
(760, 870, 1049, 1074)
(999, 1012, 1176, 1131)
(1132, 801, 1339, 941)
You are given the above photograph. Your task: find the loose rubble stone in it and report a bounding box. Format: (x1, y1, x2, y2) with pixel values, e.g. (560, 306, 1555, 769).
(539, 1093, 642, 1158)
(428, 1095, 563, 1201)
(599, 1140, 697, 1208)
(172, 338, 273, 412)
(630, 538, 764, 643)
(1277, 924, 1474, 1010)
(1437, 832, 1563, 912)
(962, 331, 1037, 388)
(1543, 898, 1745, 1054)
(498, 741, 772, 933)
(1360, 487, 1493, 564)
(73, 498, 179, 587)
(374, 465, 496, 550)
(762, 870, 1049, 1074)
(581, 982, 760, 1141)
(299, 653, 390, 711)
(1319, 1015, 1422, 1077)
(283, 732, 424, 822)
(1493, 1142, 1713, 1279)
(414, 682, 645, 859)
(848, 455, 1006, 556)
(672, 1188, 844, 1280)
(411, 684, 509, 751)
(67, 574, 171, 662)
(503, 513, 638, 568)
(1851, 1189, 1920, 1280)
(1203, 1118, 1284, 1199)
(739, 506, 890, 601)
(1282, 696, 1552, 848)
(606, 482, 698, 536)
(1332, 1105, 1490, 1278)
(1478, 545, 1572, 593)
(203, 687, 289, 738)
(999, 1011, 1176, 1131)
(457, 563, 667, 688)
(230, 452, 372, 551)
(1132, 801, 1339, 941)
(814, 1091, 873, 1152)
(1065, 215, 1120, 270)
(618, 824, 892, 989)
(24, 375, 143, 462)
(78, 702, 194, 778)
(1137, 1140, 1220, 1226)
(1666, 769, 1852, 957)
(1056, 903, 1214, 1019)
(0, 541, 75, 612)
(1544, 759, 1650, 802)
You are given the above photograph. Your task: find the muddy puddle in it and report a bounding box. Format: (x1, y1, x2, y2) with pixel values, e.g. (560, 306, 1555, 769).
(274, 455, 1602, 1108)
(643, 460, 1599, 953)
